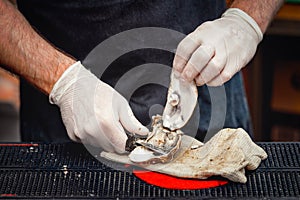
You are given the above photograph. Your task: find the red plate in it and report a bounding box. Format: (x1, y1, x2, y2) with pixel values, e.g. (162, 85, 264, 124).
(133, 170, 228, 190)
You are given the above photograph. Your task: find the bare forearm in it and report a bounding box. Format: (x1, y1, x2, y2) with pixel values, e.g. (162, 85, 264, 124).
(231, 0, 284, 33)
(0, 0, 75, 94)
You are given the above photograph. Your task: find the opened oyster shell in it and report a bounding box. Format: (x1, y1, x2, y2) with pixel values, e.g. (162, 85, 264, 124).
(162, 71, 198, 130)
(128, 115, 183, 164)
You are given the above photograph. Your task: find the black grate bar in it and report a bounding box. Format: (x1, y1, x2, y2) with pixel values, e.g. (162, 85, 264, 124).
(0, 143, 299, 169)
(0, 142, 299, 199)
(0, 170, 299, 198)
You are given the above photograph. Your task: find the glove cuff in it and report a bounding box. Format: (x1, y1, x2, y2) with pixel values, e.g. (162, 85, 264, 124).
(49, 61, 82, 104)
(222, 8, 263, 43)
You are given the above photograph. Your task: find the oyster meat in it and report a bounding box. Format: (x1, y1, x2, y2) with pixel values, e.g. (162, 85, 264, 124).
(128, 115, 183, 164)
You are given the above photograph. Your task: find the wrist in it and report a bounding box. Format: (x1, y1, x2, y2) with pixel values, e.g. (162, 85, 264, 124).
(46, 54, 76, 94)
(230, 0, 284, 33)
(49, 60, 82, 104)
(222, 8, 263, 43)
(17, 52, 76, 96)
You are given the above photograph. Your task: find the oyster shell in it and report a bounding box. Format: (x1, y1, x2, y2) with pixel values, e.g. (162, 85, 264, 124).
(162, 71, 198, 130)
(128, 115, 183, 164)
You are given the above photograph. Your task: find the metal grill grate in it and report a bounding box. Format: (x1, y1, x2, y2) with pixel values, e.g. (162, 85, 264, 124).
(0, 142, 299, 199)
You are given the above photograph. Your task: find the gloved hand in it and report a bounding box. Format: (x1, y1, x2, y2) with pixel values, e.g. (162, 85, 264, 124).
(173, 8, 263, 86)
(163, 128, 268, 183)
(49, 61, 149, 153)
(101, 128, 267, 183)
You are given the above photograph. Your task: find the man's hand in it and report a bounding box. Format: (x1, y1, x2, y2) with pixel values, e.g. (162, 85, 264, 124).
(50, 61, 149, 153)
(173, 8, 263, 86)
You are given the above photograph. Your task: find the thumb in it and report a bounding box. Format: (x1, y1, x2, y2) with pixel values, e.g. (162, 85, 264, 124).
(222, 168, 247, 183)
(119, 103, 149, 136)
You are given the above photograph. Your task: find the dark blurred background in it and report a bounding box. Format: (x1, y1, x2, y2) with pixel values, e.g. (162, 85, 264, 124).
(242, 2, 300, 141)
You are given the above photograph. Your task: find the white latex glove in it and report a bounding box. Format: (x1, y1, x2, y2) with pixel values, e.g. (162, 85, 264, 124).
(49, 61, 149, 153)
(173, 8, 263, 86)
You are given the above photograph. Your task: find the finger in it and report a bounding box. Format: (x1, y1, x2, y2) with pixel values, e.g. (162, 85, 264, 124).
(206, 61, 239, 86)
(83, 116, 128, 153)
(181, 44, 214, 82)
(233, 169, 247, 184)
(102, 121, 128, 154)
(83, 118, 113, 152)
(60, 113, 81, 143)
(119, 103, 149, 136)
(173, 33, 200, 73)
(246, 156, 262, 170)
(112, 122, 130, 154)
(206, 71, 232, 86)
(257, 147, 268, 160)
(195, 55, 226, 86)
(223, 168, 247, 183)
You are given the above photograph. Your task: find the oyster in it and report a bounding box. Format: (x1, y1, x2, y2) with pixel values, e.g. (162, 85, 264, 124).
(162, 71, 198, 130)
(101, 128, 268, 183)
(128, 115, 183, 164)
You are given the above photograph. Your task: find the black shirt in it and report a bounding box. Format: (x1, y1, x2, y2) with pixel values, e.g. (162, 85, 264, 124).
(17, 0, 252, 142)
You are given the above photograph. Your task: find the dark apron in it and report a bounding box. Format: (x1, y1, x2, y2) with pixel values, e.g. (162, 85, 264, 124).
(17, 0, 252, 143)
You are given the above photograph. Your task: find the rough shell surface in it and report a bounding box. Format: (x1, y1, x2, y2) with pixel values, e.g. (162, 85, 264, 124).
(128, 115, 182, 164)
